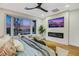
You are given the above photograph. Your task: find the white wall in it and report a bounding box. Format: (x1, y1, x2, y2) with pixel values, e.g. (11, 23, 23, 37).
(0, 8, 43, 37)
(69, 9, 79, 47)
(43, 9, 79, 47)
(42, 10, 79, 56)
(0, 11, 5, 37)
(36, 19, 43, 35)
(43, 9, 79, 46)
(43, 11, 69, 45)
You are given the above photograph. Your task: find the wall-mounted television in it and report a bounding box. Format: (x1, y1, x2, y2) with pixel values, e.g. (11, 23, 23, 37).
(48, 17, 64, 28)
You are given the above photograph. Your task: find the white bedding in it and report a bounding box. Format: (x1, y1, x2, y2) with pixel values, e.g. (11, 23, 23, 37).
(0, 35, 56, 56)
(16, 39, 43, 56)
(0, 35, 11, 48)
(16, 37, 56, 56)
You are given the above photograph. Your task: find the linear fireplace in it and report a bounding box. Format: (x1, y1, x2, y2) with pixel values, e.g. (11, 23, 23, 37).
(48, 32, 64, 38)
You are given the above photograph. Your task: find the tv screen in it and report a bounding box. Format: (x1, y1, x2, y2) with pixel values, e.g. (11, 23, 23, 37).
(48, 17, 64, 28)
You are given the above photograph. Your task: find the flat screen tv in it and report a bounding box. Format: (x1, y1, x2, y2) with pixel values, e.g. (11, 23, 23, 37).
(48, 17, 64, 28)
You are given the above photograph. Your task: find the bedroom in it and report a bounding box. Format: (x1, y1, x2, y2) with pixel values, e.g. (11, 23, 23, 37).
(0, 3, 79, 56)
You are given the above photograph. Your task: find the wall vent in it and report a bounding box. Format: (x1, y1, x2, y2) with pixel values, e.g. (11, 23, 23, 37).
(52, 8, 59, 12)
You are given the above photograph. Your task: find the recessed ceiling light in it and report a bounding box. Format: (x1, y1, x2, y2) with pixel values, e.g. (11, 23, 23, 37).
(65, 5, 70, 8)
(41, 14, 44, 17)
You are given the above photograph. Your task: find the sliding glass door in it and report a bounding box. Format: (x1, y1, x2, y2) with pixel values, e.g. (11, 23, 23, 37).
(14, 17, 21, 35)
(14, 18, 31, 35)
(6, 15, 36, 36)
(21, 18, 31, 35)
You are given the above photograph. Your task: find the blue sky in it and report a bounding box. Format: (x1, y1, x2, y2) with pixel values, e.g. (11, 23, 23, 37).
(22, 18, 31, 26)
(6, 15, 11, 24)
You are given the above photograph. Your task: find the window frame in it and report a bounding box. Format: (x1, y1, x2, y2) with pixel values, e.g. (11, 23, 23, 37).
(5, 15, 37, 36)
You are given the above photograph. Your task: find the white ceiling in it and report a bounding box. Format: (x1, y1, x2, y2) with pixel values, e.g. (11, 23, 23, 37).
(0, 3, 79, 18)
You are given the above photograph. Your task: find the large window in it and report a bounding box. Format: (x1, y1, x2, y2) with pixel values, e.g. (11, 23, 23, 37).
(32, 20, 36, 34)
(14, 18, 31, 35)
(6, 15, 36, 36)
(14, 17, 21, 35)
(6, 15, 11, 35)
(21, 18, 31, 35)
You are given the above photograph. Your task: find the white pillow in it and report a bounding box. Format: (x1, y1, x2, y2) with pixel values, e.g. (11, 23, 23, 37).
(13, 39, 24, 52)
(4, 35, 11, 41)
(0, 35, 11, 48)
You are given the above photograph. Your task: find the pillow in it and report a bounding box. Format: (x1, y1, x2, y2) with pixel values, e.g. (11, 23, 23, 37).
(0, 35, 4, 38)
(0, 40, 16, 56)
(4, 35, 10, 38)
(33, 35, 42, 40)
(27, 35, 33, 38)
(13, 39, 24, 52)
(0, 35, 11, 48)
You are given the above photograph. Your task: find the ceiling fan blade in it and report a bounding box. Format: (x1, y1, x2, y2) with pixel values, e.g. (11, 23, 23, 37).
(25, 7, 36, 10)
(38, 7, 48, 12)
(25, 3, 48, 12)
(37, 3, 42, 6)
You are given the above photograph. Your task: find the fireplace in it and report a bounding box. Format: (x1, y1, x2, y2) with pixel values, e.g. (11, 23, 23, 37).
(48, 32, 64, 38)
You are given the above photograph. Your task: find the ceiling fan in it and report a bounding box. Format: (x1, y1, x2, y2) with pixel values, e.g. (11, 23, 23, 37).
(25, 3, 48, 12)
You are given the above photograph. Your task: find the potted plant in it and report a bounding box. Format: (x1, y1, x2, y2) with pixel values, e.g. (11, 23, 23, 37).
(38, 25, 46, 36)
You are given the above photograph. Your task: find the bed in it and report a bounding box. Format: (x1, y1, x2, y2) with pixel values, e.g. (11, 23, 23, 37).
(16, 36, 56, 56)
(0, 35, 56, 56)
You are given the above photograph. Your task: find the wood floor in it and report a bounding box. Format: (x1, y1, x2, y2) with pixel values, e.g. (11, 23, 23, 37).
(43, 40, 79, 56)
